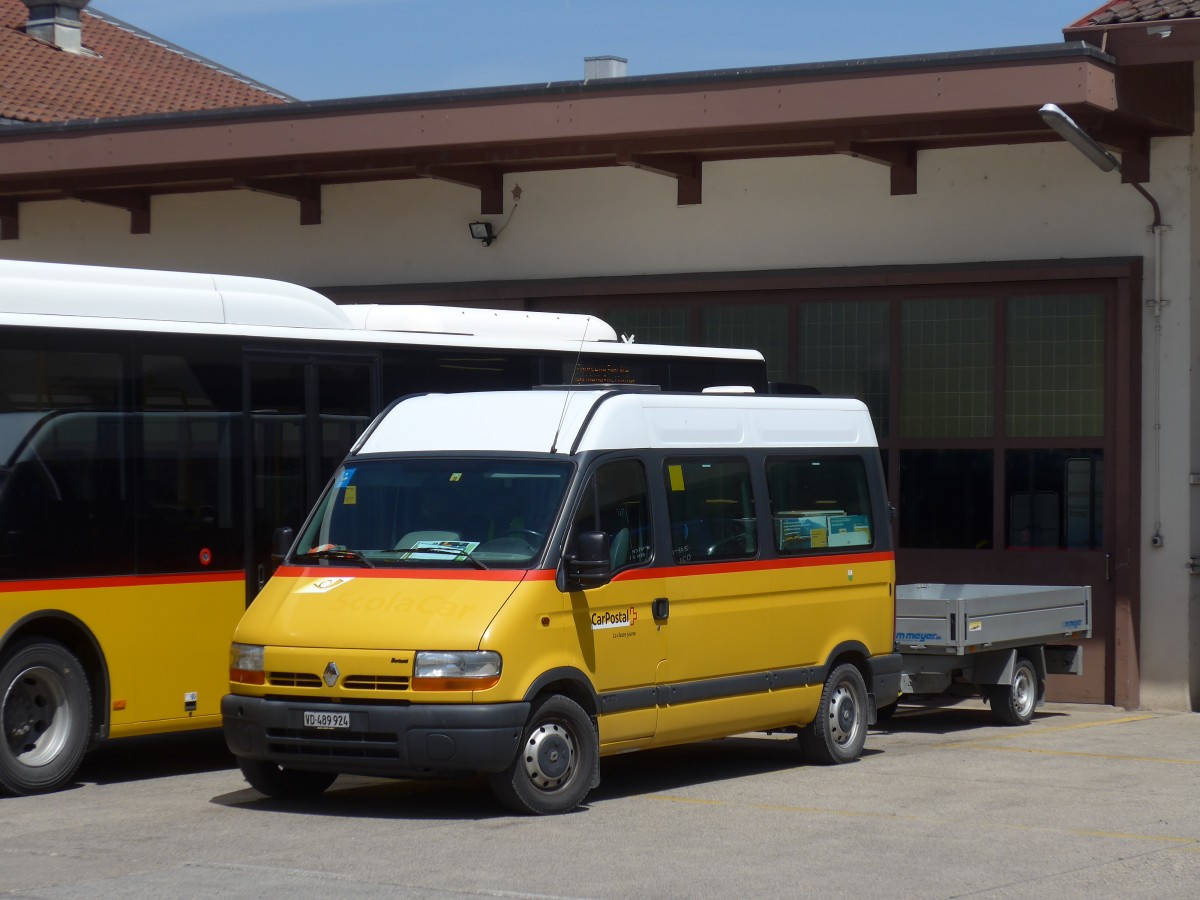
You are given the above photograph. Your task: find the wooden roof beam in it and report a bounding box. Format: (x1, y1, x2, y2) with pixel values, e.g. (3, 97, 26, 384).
(417, 165, 504, 214)
(834, 142, 917, 195)
(617, 154, 702, 205)
(0, 198, 17, 240)
(71, 189, 150, 233)
(235, 177, 322, 225)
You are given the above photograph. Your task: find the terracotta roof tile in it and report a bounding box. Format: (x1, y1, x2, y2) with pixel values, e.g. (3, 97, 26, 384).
(1077, 0, 1200, 26)
(0, 0, 291, 124)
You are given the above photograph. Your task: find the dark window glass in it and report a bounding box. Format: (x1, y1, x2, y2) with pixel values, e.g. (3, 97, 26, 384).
(0, 412, 133, 578)
(569, 459, 652, 572)
(664, 458, 756, 563)
(900, 298, 994, 438)
(899, 450, 993, 549)
(701, 303, 789, 384)
(136, 413, 242, 573)
(796, 301, 890, 437)
(1006, 449, 1103, 550)
(766, 455, 874, 553)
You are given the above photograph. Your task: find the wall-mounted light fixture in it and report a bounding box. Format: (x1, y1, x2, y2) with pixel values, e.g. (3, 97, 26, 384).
(1037, 103, 1120, 172)
(468, 221, 496, 246)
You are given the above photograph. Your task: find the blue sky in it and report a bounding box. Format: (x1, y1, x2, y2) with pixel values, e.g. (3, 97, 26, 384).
(89, 1, 1103, 101)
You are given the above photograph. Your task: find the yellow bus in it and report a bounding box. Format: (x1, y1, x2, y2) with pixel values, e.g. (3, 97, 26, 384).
(0, 259, 767, 795)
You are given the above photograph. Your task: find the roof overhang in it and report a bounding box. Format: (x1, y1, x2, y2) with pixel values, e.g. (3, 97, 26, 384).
(0, 42, 1189, 238)
(1066, 11, 1200, 65)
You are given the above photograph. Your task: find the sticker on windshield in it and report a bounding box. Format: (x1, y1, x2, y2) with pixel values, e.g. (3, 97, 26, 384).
(343, 485, 357, 505)
(449, 472, 462, 482)
(336, 468, 356, 488)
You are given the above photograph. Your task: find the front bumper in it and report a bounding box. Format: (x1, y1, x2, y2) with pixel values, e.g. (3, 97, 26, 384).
(221, 694, 529, 778)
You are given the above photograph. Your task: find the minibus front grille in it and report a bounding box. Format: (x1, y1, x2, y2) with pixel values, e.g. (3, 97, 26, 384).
(268, 672, 323, 688)
(343, 675, 410, 691)
(266, 728, 400, 759)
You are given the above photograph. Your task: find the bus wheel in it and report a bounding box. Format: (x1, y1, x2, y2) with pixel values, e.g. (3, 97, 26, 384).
(488, 694, 598, 815)
(799, 662, 868, 765)
(237, 757, 337, 799)
(989, 656, 1039, 726)
(0, 640, 93, 795)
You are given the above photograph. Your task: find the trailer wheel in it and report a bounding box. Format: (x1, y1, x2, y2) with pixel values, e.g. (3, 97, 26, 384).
(237, 757, 337, 799)
(0, 639, 93, 796)
(799, 663, 868, 764)
(488, 694, 597, 815)
(989, 656, 1039, 726)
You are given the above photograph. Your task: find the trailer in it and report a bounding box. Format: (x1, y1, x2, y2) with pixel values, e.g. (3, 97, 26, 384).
(888, 583, 1092, 725)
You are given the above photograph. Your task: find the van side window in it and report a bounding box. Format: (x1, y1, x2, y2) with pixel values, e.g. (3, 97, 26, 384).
(570, 459, 651, 571)
(766, 455, 874, 553)
(664, 458, 757, 563)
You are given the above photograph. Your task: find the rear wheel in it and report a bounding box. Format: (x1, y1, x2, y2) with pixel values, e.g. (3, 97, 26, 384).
(799, 663, 869, 765)
(989, 656, 1039, 726)
(0, 640, 93, 795)
(238, 757, 338, 799)
(489, 694, 598, 815)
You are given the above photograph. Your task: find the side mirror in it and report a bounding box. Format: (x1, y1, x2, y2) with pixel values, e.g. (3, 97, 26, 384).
(270, 526, 295, 564)
(558, 530, 613, 591)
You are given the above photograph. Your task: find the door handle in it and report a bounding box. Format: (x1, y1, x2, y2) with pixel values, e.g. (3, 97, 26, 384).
(652, 597, 669, 621)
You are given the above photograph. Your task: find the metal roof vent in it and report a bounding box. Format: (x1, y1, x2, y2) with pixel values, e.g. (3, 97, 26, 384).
(23, 0, 89, 54)
(584, 56, 628, 81)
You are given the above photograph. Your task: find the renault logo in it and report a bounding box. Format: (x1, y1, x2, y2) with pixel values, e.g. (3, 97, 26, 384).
(323, 662, 340, 687)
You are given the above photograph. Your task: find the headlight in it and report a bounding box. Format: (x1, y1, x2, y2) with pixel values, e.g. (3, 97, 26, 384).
(230, 643, 265, 685)
(413, 650, 501, 691)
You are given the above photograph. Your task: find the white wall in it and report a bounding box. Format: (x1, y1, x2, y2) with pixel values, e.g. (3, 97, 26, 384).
(5, 132, 1197, 710)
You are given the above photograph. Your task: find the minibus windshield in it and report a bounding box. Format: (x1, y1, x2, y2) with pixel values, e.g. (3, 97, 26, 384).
(294, 457, 573, 568)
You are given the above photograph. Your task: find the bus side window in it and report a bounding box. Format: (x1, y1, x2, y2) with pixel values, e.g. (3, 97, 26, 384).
(664, 458, 756, 562)
(766, 455, 874, 553)
(568, 460, 651, 573)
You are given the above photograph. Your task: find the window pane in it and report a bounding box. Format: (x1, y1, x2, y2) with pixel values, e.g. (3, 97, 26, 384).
(901, 298, 993, 438)
(701, 303, 789, 384)
(1006, 449, 1103, 550)
(766, 455, 874, 553)
(600, 306, 690, 345)
(796, 301, 889, 437)
(899, 450, 992, 549)
(664, 458, 756, 562)
(1006, 294, 1105, 437)
(570, 459, 652, 571)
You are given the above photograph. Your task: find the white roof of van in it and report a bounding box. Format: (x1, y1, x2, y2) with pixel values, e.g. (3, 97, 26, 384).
(356, 390, 877, 456)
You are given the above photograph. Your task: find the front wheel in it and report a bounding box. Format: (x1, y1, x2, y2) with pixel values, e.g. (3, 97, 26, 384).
(989, 656, 1039, 726)
(0, 639, 93, 795)
(488, 694, 598, 815)
(237, 757, 338, 799)
(799, 663, 869, 765)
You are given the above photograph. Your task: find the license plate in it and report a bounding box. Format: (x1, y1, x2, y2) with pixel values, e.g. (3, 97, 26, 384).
(303, 710, 350, 730)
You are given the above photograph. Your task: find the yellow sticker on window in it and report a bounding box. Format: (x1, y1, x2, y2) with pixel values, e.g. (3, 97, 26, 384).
(343, 485, 357, 505)
(668, 465, 686, 492)
(450, 473, 462, 482)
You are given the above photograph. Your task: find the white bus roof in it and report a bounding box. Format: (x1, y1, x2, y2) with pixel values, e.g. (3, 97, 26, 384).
(0, 258, 758, 362)
(357, 389, 878, 457)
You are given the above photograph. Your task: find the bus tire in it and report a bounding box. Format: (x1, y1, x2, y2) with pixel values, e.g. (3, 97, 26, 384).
(799, 662, 868, 765)
(488, 694, 597, 815)
(0, 639, 93, 795)
(989, 656, 1039, 726)
(237, 756, 338, 799)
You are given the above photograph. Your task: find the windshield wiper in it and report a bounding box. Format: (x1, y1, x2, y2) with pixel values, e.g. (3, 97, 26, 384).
(300, 547, 376, 568)
(383, 546, 489, 570)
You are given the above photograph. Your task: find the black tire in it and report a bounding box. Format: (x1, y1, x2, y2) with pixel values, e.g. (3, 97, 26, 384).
(488, 694, 598, 815)
(238, 757, 338, 799)
(0, 639, 93, 795)
(799, 662, 869, 765)
(989, 656, 1039, 726)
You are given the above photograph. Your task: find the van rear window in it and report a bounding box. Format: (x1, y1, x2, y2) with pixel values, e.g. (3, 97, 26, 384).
(766, 456, 874, 553)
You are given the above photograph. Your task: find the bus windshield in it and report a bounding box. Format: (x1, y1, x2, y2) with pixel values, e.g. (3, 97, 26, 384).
(294, 457, 573, 568)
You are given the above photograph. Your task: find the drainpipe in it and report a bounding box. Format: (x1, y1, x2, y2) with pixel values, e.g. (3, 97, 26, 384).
(1039, 104, 1168, 549)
